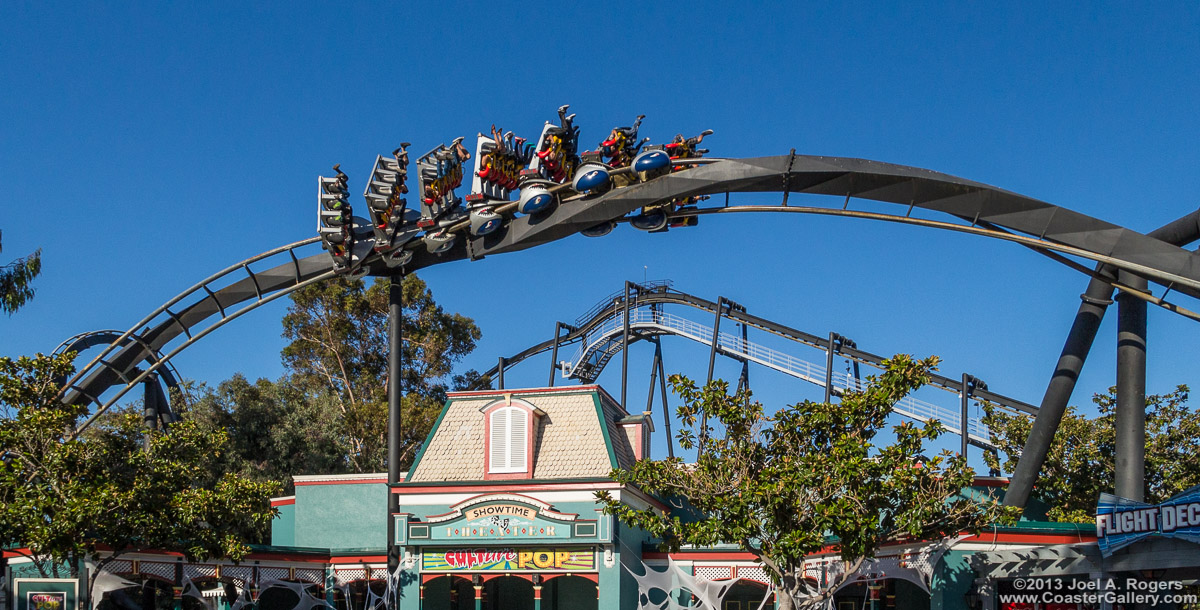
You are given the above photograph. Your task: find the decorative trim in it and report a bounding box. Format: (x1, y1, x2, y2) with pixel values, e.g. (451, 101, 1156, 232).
(973, 476, 1010, 488)
(270, 496, 296, 506)
(293, 473, 396, 486)
(590, 394, 619, 470)
(330, 556, 388, 564)
(393, 480, 672, 512)
(424, 492, 579, 523)
(646, 551, 757, 561)
(540, 573, 599, 584)
(406, 397, 455, 481)
(447, 385, 606, 399)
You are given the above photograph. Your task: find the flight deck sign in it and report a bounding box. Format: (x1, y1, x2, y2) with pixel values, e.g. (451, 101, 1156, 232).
(1096, 485, 1200, 556)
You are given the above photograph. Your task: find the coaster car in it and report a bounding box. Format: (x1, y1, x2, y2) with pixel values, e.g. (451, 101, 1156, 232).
(581, 220, 616, 237)
(518, 180, 556, 215)
(596, 115, 648, 169)
(632, 149, 672, 182)
(468, 207, 502, 236)
(663, 129, 713, 163)
(423, 229, 456, 254)
(629, 210, 669, 232)
(572, 162, 611, 194)
(533, 105, 581, 183)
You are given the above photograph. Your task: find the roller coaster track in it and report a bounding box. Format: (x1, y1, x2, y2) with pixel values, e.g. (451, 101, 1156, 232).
(476, 283, 1032, 448)
(60, 238, 335, 433)
(58, 153, 1200, 435)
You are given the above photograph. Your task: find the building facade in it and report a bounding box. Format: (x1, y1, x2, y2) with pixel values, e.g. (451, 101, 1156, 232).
(6, 385, 1198, 610)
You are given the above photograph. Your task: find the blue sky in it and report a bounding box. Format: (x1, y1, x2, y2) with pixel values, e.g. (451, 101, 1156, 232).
(3, 2, 1199, 468)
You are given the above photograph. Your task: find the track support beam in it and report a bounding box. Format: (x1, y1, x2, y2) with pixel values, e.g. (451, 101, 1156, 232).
(548, 322, 565, 387)
(657, 341, 676, 458)
(736, 322, 750, 397)
(824, 333, 838, 402)
(1005, 209, 1200, 510)
(700, 297, 732, 444)
(643, 336, 672, 458)
(1115, 271, 1148, 501)
(622, 282, 633, 411)
(386, 274, 404, 590)
(143, 373, 158, 450)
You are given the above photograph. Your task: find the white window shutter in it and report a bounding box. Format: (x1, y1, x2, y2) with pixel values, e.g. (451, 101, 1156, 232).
(509, 410, 527, 468)
(490, 408, 508, 471)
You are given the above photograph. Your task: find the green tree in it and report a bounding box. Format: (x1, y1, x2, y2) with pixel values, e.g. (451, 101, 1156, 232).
(280, 274, 483, 472)
(1, 230, 42, 315)
(180, 374, 346, 491)
(598, 355, 1014, 610)
(983, 384, 1199, 523)
(0, 353, 279, 598)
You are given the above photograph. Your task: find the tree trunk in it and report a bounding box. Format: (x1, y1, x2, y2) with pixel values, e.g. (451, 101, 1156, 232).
(778, 593, 796, 610)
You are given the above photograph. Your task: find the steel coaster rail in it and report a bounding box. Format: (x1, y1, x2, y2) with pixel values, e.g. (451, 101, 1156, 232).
(71, 269, 338, 436)
(61, 243, 328, 424)
(472, 283, 1032, 438)
(53, 329, 186, 402)
(61, 154, 1200, 436)
(63, 247, 333, 412)
(58, 237, 321, 406)
(428, 154, 1200, 310)
(673, 205, 1200, 319)
(595, 289, 1038, 414)
(555, 305, 994, 445)
(574, 280, 675, 327)
(477, 286, 1035, 413)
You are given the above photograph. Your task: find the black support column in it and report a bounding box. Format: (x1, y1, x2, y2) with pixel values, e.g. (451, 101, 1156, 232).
(1115, 271, 1148, 501)
(1004, 209, 1200, 510)
(622, 282, 633, 410)
(1003, 275, 1113, 508)
(142, 373, 159, 450)
(386, 275, 404, 594)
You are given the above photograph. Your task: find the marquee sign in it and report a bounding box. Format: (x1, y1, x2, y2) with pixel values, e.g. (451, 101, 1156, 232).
(395, 494, 609, 545)
(421, 548, 596, 572)
(1095, 485, 1200, 556)
(28, 593, 66, 610)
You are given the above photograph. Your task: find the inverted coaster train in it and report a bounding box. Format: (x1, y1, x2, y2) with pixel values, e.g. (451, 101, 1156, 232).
(56, 106, 1200, 517)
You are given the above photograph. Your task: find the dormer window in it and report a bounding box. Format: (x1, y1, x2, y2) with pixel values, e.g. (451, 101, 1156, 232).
(482, 399, 544, 479)
(489, 406, 528, 473)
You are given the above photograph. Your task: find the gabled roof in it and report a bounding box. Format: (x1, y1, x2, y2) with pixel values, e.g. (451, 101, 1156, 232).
(405, 386, 638, 483)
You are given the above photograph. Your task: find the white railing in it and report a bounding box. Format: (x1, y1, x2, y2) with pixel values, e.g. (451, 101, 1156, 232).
(561, 306, 993, 446)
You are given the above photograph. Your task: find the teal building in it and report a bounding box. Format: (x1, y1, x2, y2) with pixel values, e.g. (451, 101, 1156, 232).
(8, 383, 1198, 610)
(275, 385, 658, 610)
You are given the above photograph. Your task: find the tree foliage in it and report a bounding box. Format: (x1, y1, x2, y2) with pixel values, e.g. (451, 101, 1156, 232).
(138, 273, 482, 498)
(983, 384, 1200, 523)
(1, 230, 42, 315)
(0, 353, 279, 594)
(269, 273, 482, 473)
(598, 355, 1015, 609)
(177, 375, 346, 492)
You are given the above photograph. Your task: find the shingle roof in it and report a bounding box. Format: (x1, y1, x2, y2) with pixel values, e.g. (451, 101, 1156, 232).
(406, 387, 638, 483)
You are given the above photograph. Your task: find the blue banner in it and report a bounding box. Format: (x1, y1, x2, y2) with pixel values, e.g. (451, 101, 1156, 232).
(1096, 485, 1200, 556)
